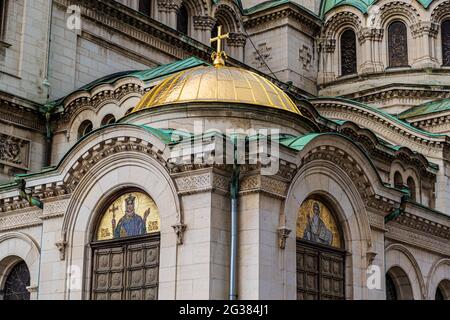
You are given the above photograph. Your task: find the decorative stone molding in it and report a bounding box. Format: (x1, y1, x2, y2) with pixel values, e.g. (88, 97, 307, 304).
(378, 1, 420, 25)
(55, 240, 67, 261)
(431, 1, 450, 24)
(278, 227, 292, 250)
(61, 83, 144, 124)
(299, 45, 312, 71)
(240, 175, 289, 199)
(0, 210, 42, 232)
(312, 100, 448, 159)
(227, 33, 246, 47)
(252, 42, 272, 69)
(42, 198, 70, 220)
(0, 134, 30, 170)
(411, 21, 439, 38)
(173, 171, 230, 195)
(392, 211, 450, 240)
(386, 222, 450, 256)
(243, 4, 321, 36)
(0, 96, 45, 132)
(318, 38, 336, 53)
(323, 11, 362, 38)
(366, 250, 377, 266)
(172, 222, 187, 245)
(193, 15, 216, 31)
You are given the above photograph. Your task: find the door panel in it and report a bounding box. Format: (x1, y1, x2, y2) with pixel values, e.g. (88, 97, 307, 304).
(91, 236, 159, 300)
(297, 241, 345, 300)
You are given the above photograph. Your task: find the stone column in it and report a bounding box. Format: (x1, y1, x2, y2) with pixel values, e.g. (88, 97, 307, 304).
(411, 22, 439, 68)
(318, 38, 336, 84)
(360, 28, 384, 74)
(227, 33, 247, 61)
(193, 16, 216, 45)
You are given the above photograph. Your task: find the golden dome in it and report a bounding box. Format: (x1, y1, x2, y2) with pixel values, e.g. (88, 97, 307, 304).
(132, 66, 301, 115)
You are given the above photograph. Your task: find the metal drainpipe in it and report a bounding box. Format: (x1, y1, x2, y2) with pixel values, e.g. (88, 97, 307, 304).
(229, 162, 239, 300)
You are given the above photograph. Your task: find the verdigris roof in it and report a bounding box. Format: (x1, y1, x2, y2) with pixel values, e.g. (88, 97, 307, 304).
(320, 0, 435, 16)
(46, 57, 208, 110)
(398, 98, 450, 119)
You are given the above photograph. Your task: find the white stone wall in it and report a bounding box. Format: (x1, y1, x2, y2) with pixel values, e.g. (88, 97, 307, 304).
(0, 0, 51, 104)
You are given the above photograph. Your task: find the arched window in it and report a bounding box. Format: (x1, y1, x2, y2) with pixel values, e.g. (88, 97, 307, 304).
(138, 0, 152, 16)
(394, 172, 403, 189)
(3, 261, 30, 300)
(442, 20, 450, 66)
(77, 120, 93, 140)
(296, 199, 345, 300)
(91, 191, 161, 300)
(386, 267, 414, 300)
(388, 21, 409, 68)
(341, 29, 357, 76)
(385, 273, 398, 300)
(177, 3, 189, 35)
(101, 114, 116, 126)
(407, 177, 416, 202)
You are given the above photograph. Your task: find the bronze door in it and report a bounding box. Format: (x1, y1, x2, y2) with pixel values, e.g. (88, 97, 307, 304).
(297, 240, 345, 300)
(91, 235, 159, 300)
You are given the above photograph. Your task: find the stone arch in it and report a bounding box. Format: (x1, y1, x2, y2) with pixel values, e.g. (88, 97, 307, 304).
(427, 258, 450, 300)
(283, 134, 383, 299)
(430, 1, 450, 25)
(212, 3, 241, 33)
(323, 11, 363, 39)
(386, 266, 414, 299)
(57, 125, 180, 300)
(385, 243, 425, 299)
(379, 1, 421, 27)
(0, 232, 40, 300)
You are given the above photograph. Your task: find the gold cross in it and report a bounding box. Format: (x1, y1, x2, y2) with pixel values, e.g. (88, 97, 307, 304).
(109, 204, 119, 215)
(210, 25, 229, 67)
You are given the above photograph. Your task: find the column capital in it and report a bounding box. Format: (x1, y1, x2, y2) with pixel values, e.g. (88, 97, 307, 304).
(227, 32, 246, 47)
(193, 15, 217, 30)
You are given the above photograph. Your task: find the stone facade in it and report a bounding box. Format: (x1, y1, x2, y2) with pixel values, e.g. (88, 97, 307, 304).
(0, 0, 449, 300)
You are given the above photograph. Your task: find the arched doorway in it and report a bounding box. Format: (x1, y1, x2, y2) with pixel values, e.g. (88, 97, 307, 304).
(386, 267, 414, 300)
(435, 280, 450, 300)
(296, 199, 345, 300)
(90, 190, 161, 300)
(2, 260, 30, 300)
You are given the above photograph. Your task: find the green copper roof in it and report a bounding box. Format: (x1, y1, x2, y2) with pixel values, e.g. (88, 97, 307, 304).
(49, 57, 208, 108)
(398, 98, 450, 119)
(320, 0, 435, 17)
(310, 97, 447, 138)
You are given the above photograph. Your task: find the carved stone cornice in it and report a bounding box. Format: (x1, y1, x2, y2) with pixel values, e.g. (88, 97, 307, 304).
(312, 101, 448, 158)
(391, 211, 450, 240)
(386, 222, 450, 256)
(0, 98, 45, 132)
(354, 88, 450, 105)
(243, 4, 321, 36)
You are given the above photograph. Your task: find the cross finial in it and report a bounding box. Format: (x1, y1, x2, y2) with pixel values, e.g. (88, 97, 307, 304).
(210, 25, 229, 67)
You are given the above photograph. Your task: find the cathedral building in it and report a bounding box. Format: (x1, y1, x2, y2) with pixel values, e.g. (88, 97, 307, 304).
(0, 0, 450, 300)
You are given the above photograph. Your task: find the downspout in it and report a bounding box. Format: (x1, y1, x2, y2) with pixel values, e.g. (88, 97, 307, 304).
(43, 0, 54, 167)
(229, 141, 240, 300)
(383, 191, 409, 298)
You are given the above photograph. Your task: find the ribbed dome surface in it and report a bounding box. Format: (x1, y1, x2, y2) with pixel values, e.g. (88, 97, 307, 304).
(132, 66, 301, 115)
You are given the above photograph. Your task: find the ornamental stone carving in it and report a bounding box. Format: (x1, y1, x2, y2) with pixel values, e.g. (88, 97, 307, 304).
(0, 134, 30, 169)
